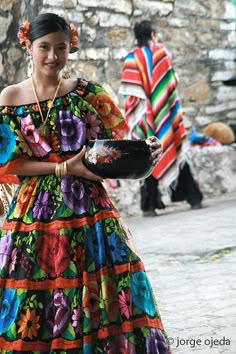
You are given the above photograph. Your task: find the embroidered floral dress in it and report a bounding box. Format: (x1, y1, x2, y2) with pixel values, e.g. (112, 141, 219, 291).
(0, 79, 170, 353)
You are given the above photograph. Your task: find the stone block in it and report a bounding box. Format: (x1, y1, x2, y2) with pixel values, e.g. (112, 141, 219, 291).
(0, 0, 14, 11)
(96, 11, 130, 27)
(79, 0, 132, 15)
(135, 0, 173, 16)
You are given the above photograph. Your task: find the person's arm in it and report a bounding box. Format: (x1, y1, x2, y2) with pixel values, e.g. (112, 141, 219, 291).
(11, 147, 103, 181)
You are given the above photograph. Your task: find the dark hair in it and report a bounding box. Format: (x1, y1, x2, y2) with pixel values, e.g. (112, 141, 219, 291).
(134, 20, 155, 47)
(29, 13, 71, 43)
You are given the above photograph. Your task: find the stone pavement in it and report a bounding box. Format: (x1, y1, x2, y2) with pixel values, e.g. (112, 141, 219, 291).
(124, 192, 236, 354)
(0, 192, 235, 353)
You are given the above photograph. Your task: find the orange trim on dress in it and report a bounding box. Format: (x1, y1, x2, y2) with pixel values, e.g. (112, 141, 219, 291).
(2, 209, 120, 232)
(0, 261, 145, 289)
(0, 318, 163, 350)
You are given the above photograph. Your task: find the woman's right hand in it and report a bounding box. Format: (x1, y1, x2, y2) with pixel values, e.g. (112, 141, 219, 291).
(66, 146, 103, 181)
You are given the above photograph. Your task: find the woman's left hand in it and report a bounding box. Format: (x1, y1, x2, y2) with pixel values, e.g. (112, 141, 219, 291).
(146, 136, 162, 166)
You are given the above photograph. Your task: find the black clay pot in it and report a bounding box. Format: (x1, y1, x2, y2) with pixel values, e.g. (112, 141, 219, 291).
(84, 139, 154, 179)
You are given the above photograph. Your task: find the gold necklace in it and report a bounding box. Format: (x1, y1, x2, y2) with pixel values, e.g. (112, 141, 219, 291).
(31, 75, 62, 138)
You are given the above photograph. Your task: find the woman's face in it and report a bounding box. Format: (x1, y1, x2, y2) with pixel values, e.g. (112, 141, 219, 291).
(27, 31, 70, 77)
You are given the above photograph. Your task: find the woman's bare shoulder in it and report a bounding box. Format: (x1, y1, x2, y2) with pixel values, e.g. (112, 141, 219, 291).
(0, 80, 29, 106)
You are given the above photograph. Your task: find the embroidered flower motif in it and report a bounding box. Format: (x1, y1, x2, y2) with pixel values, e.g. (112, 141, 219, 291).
(73, 245, 84, 274)
(45, 289, 70, 337)
(89, 184, 110, 208)
(82, 111, 102, 140)
(20, 114, 51, 157)
(86, 145, 122, 165)
(146, 328, 169, 353)
(0, 231, 13, 271)
(107, 232, 128, 263)
(32, 191, 53, 220)
(17, 21, 30, 48)
(9, 247, 18, 274)
(0, 289, 20, 335)
(82, 281, 100, 329)
(57, 110, 85, 152)
(130, 271, 156, 317)
(0, 123, 16, 165)
(104, 334, 136, 354)
(86, 91, 128, 138)
(15, 129, 33, 156)
(100, 277, 119, 322)
(36, 230, 71, 278)
(61, 176, 90, 215)
(17, 309, 40, 339)
(70, 23, 79, 53)
(118, 290, 132, 319)
(14, 178, 37, 218)
(85, 222, 105, 268)
(72, 305, 82, 335)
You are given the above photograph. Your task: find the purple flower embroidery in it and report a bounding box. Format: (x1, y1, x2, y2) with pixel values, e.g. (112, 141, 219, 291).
(0, 231, 13, 271)
(72, 305, 82, 335)
(146, 328, 170, 354)
(9, 248, 18, 274)
(82, 111, 102, 140)
(61, 176, 90, 215)
(57, 110, 85, 152)
(45, 289, 70, 337)
(32, 191, 53, 220)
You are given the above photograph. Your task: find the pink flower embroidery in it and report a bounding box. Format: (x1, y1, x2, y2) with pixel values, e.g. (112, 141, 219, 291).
(72, 306, 82, 335)
(118, 290, 132, 319)
(82, 112, 102, 140)
(20, 114, 51, 157)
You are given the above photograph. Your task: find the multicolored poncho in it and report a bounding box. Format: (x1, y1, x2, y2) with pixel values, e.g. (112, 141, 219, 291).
(119, 44, 187, 185)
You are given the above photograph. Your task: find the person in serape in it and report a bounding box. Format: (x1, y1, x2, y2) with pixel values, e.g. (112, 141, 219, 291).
(119, 20, 203, 216)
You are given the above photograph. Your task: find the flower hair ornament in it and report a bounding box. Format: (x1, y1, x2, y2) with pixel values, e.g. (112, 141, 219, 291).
(69, 23, 79, 53)
(17, 21, 79, 53)
(17, 21, 30, 48)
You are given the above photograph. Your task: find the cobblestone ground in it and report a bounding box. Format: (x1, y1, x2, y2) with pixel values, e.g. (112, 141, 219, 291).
(1, 193, 235, 353)
(125, 193, 236, 354)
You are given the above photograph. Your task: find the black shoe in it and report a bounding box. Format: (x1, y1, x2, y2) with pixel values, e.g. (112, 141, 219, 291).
(143, 210, 158, 217)
(191, 202, 202, 210)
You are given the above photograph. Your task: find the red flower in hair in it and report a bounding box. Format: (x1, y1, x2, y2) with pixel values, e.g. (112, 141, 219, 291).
(70, 23, 79, 53)
(17, 21, 30, 48)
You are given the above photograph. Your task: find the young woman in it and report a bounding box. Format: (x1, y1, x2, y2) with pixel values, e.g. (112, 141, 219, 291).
(0, 13, 170, 353)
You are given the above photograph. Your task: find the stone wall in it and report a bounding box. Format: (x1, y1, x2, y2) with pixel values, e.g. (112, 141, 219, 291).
(0, 0, 235, 131)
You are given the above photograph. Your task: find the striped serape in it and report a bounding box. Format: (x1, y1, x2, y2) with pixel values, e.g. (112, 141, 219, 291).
(119, 44, 187, 185)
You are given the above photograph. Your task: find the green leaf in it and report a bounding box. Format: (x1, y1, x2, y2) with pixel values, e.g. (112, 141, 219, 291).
(32, 267, 47, 279)
(63, 323, 75, 340)
(68, 261, 77, 274)
(59, 207, 74, 218)
(38, 302, 44, 309)
(142, 327, 150, 336)
(132, 306, 142, 315)
(7, 323, 16, 339)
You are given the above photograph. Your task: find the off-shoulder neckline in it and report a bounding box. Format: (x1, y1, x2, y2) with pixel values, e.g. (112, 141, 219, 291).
(0, 78, 88, 109)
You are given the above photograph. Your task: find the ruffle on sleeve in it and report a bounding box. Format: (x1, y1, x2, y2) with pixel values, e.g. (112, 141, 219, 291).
(84, 83, 129, 139)
(0, 107, 28, 183)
